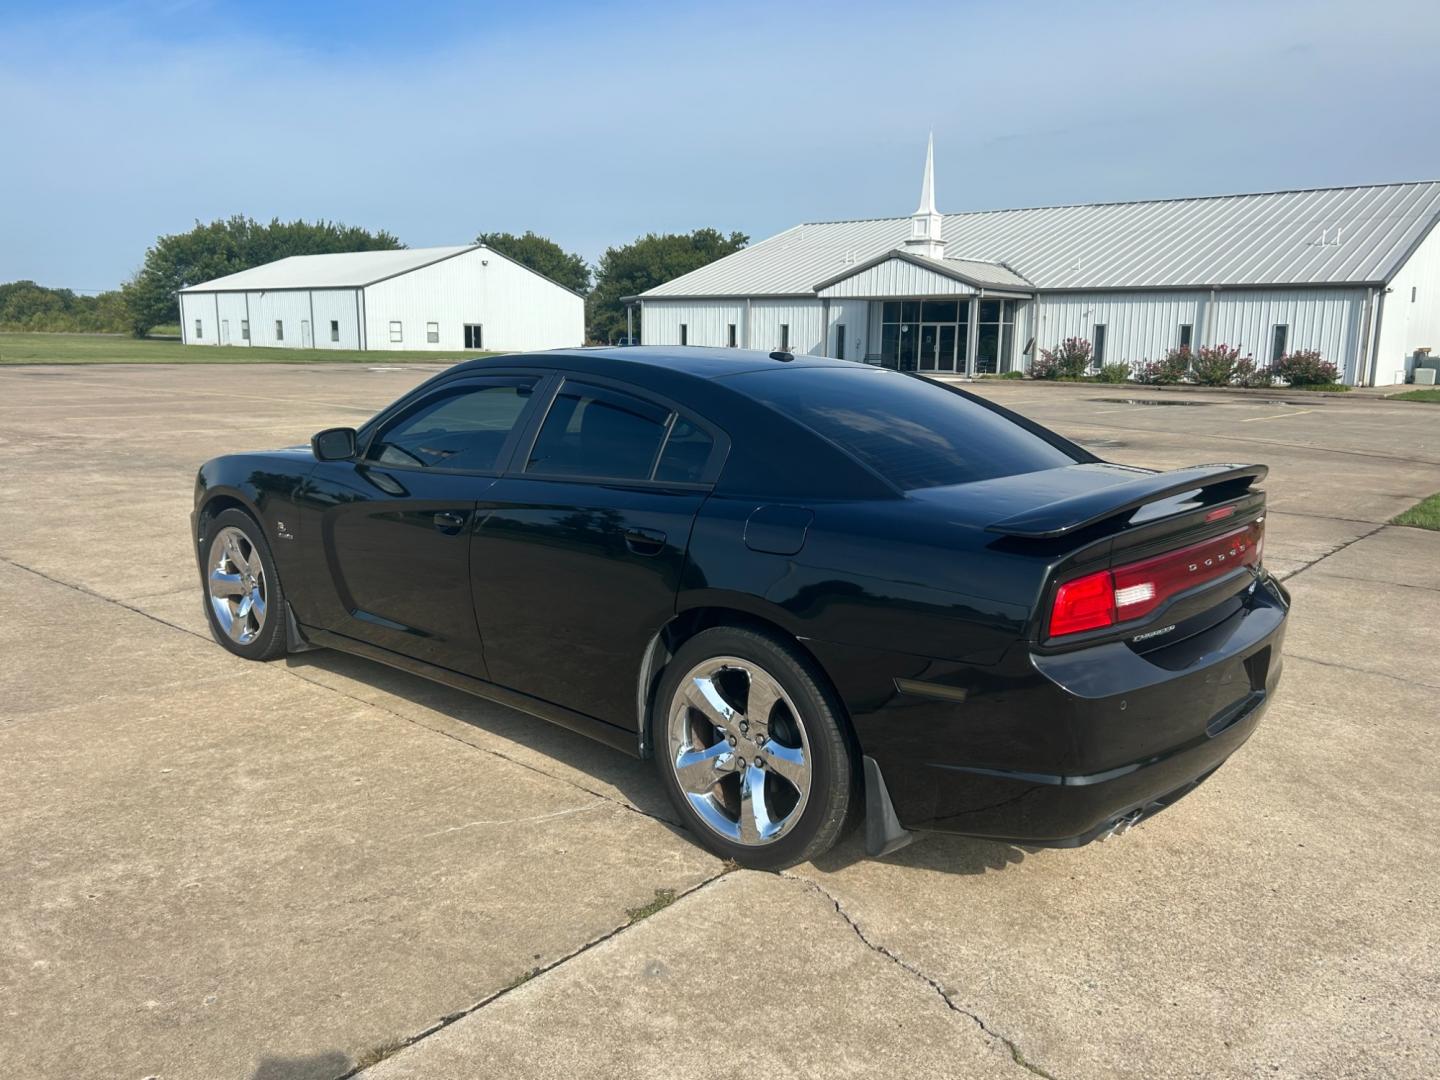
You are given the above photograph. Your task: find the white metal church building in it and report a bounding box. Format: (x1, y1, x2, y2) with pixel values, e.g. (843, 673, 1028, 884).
(634, 139, 1440, 386)
(178, 244, 583, 353)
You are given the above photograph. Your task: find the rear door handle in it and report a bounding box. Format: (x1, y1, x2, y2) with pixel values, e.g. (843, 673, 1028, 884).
(624, 526, 667, 556)
(433, 510, 468, 534)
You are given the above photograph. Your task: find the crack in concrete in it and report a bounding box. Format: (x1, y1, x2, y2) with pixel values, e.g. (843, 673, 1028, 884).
(336, 868, 737, 1079)
(1273, 522, 1388, 582)
(3, 552, 738, 1080)
(779, 872, 1060, 1080)
(1263, 508, 1387, 526)
(1285, 651, 1440, 690)
(0, 552, 214, 642)
(1291, 570, 1440, 594)
(0, 552, 677, 831)
(279, 664, 680, 830)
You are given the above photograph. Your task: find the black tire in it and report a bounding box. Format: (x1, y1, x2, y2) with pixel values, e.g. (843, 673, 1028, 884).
(652, 625, 856, 869)
(197, 507, 288, 661)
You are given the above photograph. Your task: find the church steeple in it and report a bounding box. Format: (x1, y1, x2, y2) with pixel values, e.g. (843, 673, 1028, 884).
(903, 133, 945, 261)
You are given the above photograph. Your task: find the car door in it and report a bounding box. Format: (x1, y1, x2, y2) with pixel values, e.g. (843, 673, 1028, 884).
(470, 376, 725, 728)
(300, 374, 545, 677)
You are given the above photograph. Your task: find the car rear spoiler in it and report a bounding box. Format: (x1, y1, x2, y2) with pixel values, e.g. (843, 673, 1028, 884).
(986, 464, 1268, 539)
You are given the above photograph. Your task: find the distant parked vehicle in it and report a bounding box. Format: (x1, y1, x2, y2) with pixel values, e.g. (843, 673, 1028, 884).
(191, 346, 1289, 868)
(612, 335, 640, 346)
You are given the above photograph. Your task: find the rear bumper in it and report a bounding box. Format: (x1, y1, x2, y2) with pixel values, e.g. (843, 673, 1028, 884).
(926, 686, 1269, 846)
(848, 573, 1289, 847)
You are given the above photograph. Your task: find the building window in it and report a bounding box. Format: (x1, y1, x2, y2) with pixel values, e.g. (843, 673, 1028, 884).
(464, 324, 483, 349)
(275, 320, 284, 341)
(780, 324, 790, 350)
(330, 320, 339, 343)
(834, 324, 847, 360)
(426, 321, 439, 344)
(1092, 324, 1107, 366)
(1179, 323, 1193, 349)
(727, 323, 737, 348)
(389, 321, 403, 343)
(881, 300, 970, 372)
(975, 300, 1016, 374)
(194, 318, 202, 340)
(241, 320, 249, 341)
(679, 324, 688, 346)
(1271, 324, 1289, 365)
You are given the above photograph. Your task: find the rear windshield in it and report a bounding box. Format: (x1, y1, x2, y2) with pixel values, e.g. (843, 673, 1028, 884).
(730, 366, 1078, 490)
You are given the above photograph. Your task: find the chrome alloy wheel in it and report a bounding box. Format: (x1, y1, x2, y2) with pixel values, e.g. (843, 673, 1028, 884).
(666, 656, 812, 845)
(207, 526, 267, 645)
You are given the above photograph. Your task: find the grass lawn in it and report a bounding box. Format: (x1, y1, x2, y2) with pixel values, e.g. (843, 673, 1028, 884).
(0, 331, 500, 365)
(1392, 493, 1440, 531)
(1389, 388, 1440, 403)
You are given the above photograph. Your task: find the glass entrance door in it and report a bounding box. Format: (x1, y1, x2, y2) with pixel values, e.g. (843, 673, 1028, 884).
(883, 300, 970, 372)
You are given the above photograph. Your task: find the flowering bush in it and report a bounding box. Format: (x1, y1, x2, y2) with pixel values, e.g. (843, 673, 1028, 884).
(1036, 337, 1093, 380)
(1133, 347, 1191, 385)
(1095, 362, 1131, 383)
(1191, 345, 1245, 386)
(1272, 350, 1338, 386)
(1233, 359, 1275, 388)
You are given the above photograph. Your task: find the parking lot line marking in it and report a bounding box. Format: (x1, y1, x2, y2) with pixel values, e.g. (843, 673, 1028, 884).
(1240, 409, 1314, 422)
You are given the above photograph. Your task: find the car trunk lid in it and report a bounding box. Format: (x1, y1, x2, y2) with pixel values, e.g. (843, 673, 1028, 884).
(915, 462, 1269, 650)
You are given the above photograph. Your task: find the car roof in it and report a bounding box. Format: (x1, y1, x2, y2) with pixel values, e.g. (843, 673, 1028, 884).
(437, 346, 899, 501)
(447, 345, 862, 383)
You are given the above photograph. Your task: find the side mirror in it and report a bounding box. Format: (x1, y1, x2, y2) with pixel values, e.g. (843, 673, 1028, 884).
(311, 427, 358, 462)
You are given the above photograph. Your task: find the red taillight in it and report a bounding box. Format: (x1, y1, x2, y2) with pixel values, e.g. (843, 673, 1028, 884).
(1048, 518, 1264, 639)
(1049, 569, 1117, 636)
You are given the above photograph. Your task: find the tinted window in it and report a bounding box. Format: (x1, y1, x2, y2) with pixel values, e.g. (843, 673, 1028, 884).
(528, 383, 670, 481)
(655, 417, 714, 483)
(368, 378, 538, 471)
(731, 367, 1078, 490)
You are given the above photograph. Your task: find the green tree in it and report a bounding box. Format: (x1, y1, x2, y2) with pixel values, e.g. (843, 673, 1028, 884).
(0, 280, 131, 332)
(587, 228, 748, 343)
(474, 230, 590, 295)
(122, 216, 403, 336)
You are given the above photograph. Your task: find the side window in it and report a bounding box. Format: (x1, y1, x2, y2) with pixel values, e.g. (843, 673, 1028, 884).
(527, 383, 671, 481)
(367, 378, 539, 471)
(654, 417, 715, 483)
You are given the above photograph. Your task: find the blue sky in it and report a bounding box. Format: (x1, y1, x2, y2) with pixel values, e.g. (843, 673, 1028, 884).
(4, 0, 1439, 291)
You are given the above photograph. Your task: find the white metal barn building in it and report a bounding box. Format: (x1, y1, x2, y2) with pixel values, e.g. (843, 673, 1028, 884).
(178, 244, 584, 353)
(633, 140, 1440, 386)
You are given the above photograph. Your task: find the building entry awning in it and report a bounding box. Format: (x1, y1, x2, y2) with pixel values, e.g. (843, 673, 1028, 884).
(813, 249, 1034, 300)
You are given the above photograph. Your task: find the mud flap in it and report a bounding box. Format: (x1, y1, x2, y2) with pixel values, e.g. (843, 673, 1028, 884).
(864, 755, 914, 858)
(285, 603, 317, 654)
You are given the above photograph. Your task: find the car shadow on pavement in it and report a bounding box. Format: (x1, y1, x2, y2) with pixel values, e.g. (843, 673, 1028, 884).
(811, 829, 1031, 876)
(281, 650, 678, 823)
(250, 1050, 351, 1080)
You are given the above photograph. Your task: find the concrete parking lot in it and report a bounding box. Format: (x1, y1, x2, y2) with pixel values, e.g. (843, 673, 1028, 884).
(2, 362, 1438, 1080)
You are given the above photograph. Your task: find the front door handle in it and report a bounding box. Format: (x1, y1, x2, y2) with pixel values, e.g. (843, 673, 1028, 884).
(433, 510, 468, 534)
(624, 526, 667, 556)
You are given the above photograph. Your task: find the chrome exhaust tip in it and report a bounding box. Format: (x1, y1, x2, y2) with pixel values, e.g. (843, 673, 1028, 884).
(1098, 807, 1149, 842)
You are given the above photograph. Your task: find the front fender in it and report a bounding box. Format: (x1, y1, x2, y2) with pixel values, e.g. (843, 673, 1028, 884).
(192, 450, 314, 579)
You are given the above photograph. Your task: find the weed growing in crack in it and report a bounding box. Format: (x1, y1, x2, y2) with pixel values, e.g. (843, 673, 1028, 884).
(352, 1038, 408, 1070)
(505, 967, 542, 991)
(625, 887, 677, 922)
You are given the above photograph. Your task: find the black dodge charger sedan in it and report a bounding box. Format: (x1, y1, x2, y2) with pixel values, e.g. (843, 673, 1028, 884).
(191, 347, 1288, 868)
